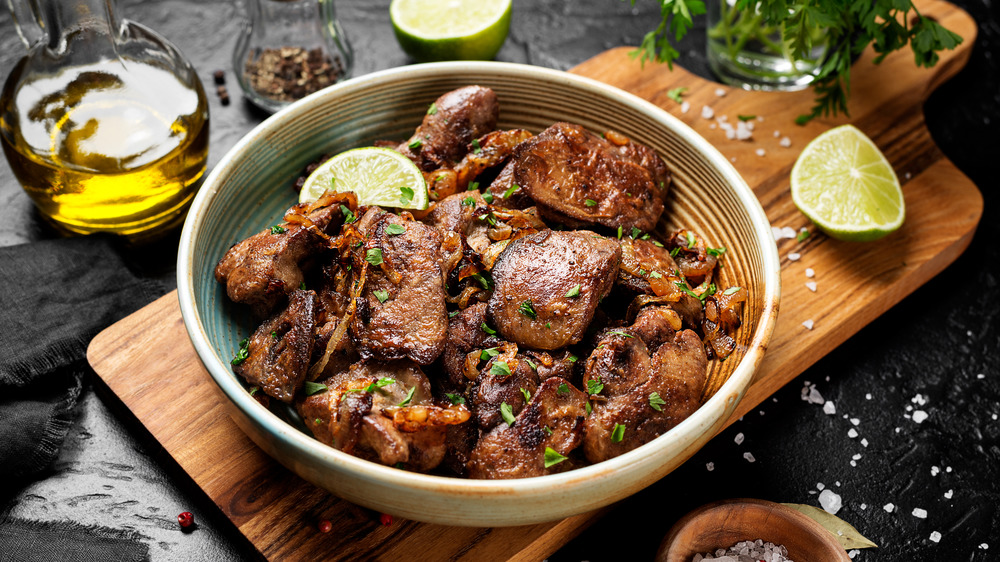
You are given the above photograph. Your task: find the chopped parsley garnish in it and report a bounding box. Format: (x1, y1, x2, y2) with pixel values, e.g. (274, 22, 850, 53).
(445, 393, 465, 405)
(519, 299, 537, 319)
(558, 382, 570, 395)
(617, 226, 623, 239)
(471, 272, 492, 290)
(482, 192, 494, 204)
(299, 281, 307, 290)
(480, 347, 499, 361)
(270, 225, 286, 234)
(526, 359, 538, 371)
(520, 387, 532, 403)
(703, 283, 717, 300)
(491, 361, 511, 377)
(340, 205, 356, 223)
(461, 196, 475, 206)
(737, 114, 757, 121)
(315, 418, 322, 424)
(586, 377, 604, 395)
(385, 223, 406, 236)
(585, 401, 592, 415)
(607, 330, 633, 339)
(398, 386, 416, 406)
(649, 271, 663, 279)
(639, 268, 647, 276)
(467, 181, 479, 191)
(611, 423, 626, 443)
(399, 186, 414, 206)
(568, 354, 578, 363)
(408, 138, 423, 149)
(349, 377, 396, 393)
(584, 198, 597, 207)
(565, 285, 581, 298)
(666, 87, 688, 103)
(543, 447, 568, 468)
(365, 248, 383, 265)
(500, 402, 515, 426)
(304, 381, 328, 396)
(707, 246, 727, 257)
(797, 229, 811, 242)
(503, 184, 519, 199)
(685, 231, 696, 248)
(674, 281, 701, 300)
(545, 322, 552, 329)
(373, 289, 389, 303)
(631, 226, 642, 239)
(543, 426, 553, 435)
(426, 102, 438, 115)
(231, 338, 250, 365)
(723, 286, 742, 295)
(652, 240, 665, 248)
(471, 138, 482, 154)
(649, 392, 666, 412)
(270, 331, 278, 340)
(449, 310, 460, 318)
(248, 386, 259, 396)
(481, 322, 497, 335)
(670, 247, 680, 257)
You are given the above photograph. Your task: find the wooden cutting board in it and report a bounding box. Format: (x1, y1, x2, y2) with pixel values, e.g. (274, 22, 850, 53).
(87, 1, 981, 559)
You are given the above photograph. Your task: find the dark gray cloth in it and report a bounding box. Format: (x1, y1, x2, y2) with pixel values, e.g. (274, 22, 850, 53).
(0, 517, 149, 562)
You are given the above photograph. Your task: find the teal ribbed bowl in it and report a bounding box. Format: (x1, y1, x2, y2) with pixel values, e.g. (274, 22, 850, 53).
(177, 62, 780, 527)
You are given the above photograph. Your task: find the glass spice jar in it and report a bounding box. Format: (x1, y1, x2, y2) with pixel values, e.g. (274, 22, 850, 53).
(233, 0, 354, 113)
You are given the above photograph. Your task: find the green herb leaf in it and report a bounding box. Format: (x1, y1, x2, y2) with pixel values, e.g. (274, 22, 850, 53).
(606, 330, 633, 339)
(543, 426, 553, 435)
(448, 310, 459, 318)
(519, 299, 537, 319)
(340, 205, 356, 224)
(468, 181, 479, 191)
(520, 387, 532, 403)
(565, 285, 581, 298)
(649, 392, 667, 412)
(231, 338, 250, 365)
(299, 281, 307, 290)
(398, 386, 416, 407)
(304, 381, 328, 396)
(568, 354, 578, 363)
(500, 402, 515, 426)
(482, 192, 494, 204)
(385, 223, 406, 236)
(707, 246, 727, 257)
(723, 286, 742, 295)
(480, 347, 499, 361)
(408, 138, 423, 149)
(737, 114, 757, 121)
(558, 382, 569, 395)
(782, 504, 878, 550)
(471, 272, 492, 290)
(365, 248, 383, 266)
(373, 289, 389, 303)
(526, 359, 538, 371)
(685, 230, 696, 248)
(584, 198, 597, 207)
(445, 393, 465, 405)
(270, 225, 286, 234)
(503, 184, 519, 199)
(491, 361, 511, 377)
(797, 229, 811, 241)
(631, 226, 642, 239)
(587, 377, 604, 395)
(543, 447, 568, 468)
(652, 240, 664, 248)
(649, 271, 663, 279)
(249, 386, 259, 396)
(611, 423, 626, 443)
(545, 322, 552, 329)
(399, 186, 414, 206)
(669, 247, 680, 257)
(315, 418, 322, 424)
(666, 87, 688, 103)
(617, 226, 623, 239)
(461, 196, 475, 206)
(481, 322, 497, 335)
(585, 400, 592, 415)
(427, 102, 438, 115)
(471, 138, 482, 154)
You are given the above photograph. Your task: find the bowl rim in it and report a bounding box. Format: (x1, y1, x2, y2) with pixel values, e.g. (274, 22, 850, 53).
(177, 61, 780, 499)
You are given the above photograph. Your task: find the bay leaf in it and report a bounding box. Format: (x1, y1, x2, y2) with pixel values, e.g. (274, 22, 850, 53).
(782, 503, 878, 550)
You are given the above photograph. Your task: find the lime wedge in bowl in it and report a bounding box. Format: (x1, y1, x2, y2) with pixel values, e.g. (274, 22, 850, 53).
(390, 0, 512, 62)
(791, 124, 904, 242)
(299, 146, 429, 210)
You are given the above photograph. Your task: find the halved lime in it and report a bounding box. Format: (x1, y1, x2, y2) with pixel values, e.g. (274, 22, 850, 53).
(791, 124, 904, 242)
(299, 147, 429, 210)
(390, 0, 512, 63)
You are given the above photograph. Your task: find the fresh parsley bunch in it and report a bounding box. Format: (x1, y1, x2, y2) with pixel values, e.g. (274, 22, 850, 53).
(630, 0, 963, 123)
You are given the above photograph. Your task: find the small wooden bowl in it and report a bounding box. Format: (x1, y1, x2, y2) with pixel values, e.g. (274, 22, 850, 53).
(657, 498, 850, 562)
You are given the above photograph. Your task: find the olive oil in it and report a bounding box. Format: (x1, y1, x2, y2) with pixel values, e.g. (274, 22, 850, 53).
(0, 57, 209, 241)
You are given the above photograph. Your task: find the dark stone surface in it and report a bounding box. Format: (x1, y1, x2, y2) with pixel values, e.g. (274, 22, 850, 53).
(1, 0, 996, 560)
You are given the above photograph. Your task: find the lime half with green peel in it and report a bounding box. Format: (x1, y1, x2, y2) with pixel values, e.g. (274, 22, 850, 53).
(791, 124, 905, 242)
(390, 0, 512, 63)
(299, 147, 429, 210)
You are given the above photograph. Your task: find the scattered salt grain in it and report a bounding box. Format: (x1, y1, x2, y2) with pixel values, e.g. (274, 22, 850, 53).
(746, 121, 755, 131)
(946, 466, 952, 473)
(912, 507, 928, 519)
(850, 460, 857, 467)
(805, 281, 817, 292)
(757, 115, 764, 121)
(702, 105, 715, 119)
(906, 405, 913, 412)
(848, 550, 860, 559)
(819, 488, 842, 514)
(848, 428, 859, 438)
(865, 393, 872, 400)
(980, 543, 989, 549)
(993, 414, 998, 420)
(895, 427, 901, 433)
(707, 462, 715, 471)
(681, 101, 690, 113)
(931, 466, 940, 476)
(944, 489, 953, 499)
(978, 373, 985, 379)
(912, 393, 928, 406)
(801, 382, 824, 404)
(755, 148, 766, 157)
(817, 482, 825, 490)
(852, 453, 862, 460)
(736, 121, 753, 140)
(929, 531, 942, 543)
(861, 438, 869, 447)
(709, 123, 717, 129)
(782, 226, 797, 239)
(773, 130, 781, 138)
(743, 452, 756, 463)
(802, 319, 814, 330)
(788, 252, 801, 261)
(823, 401, 836, 415)
(805, 268, 815, 278)
(912, 410, 929, 424)
(779, 136, 792, 148)
(850, 418, 860, 426)
(730, 156, 737, 163)
(884, 502, 895, 513)
(715, 87, 727, 97)
(718, 114, 728, 122)
(905, 171, 912, 180)
(835, 481, 841, 487)
(860, 503, 867, 510)
(696, 540, 790, 562)
(735, 432, 745, 445)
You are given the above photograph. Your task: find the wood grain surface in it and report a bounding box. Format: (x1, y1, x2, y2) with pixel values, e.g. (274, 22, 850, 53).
(87, 0, 982, 558)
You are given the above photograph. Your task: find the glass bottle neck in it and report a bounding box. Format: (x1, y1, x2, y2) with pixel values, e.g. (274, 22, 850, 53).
(38, 0, 120, 55)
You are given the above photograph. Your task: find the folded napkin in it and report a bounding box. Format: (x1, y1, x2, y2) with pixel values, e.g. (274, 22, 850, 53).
(0, 235, 167, 559)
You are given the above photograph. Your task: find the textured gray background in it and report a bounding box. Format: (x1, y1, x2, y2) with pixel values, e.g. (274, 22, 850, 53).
(1, 0, 997, 560)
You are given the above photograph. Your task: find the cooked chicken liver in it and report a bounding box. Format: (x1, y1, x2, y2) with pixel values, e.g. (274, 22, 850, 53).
(397, 86, 499, 171)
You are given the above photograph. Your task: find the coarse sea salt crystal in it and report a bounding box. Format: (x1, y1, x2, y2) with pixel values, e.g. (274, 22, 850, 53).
(805, 268, 815, 278)
(931, 466, 940, 476)
(702, 105, 715, 119)
(850, 460, 857, 467)
(913, 393, 928, 405)
(912, 507, 928, 518)
(861, 438, 869, 447)
(779, 136, 792, 148)
(944, 489, 953, 499)
(849, 550, 860, 559)
(817, 482, 826, 490)
(980, 543, 989, 549)
(930, 531, 942, 543)
(823, 401, 836, 415)
(736, 121, 753, 140)
(947, 466, 952, 472)
(731, 156, 737, 163)
(884, 502, 895, 512)
(913, 410, 929, 423)
(709, 123, 717, 129)
(852, 453, 862, 460)
(681, 101, 690, 113)
(782, 226, 797, 239)
(735, 432, 745, 445)
(848, 428, 859, 438)
(774, 130, 781, 138)
(805, 281, 817, 292)
(994, 414, 998, 420)
(850, 418, 860, 426)
(802, 319, 815, 330)
(819, 488, 842, 514)
(978, 373, 986, 379)
(866, 393, 872, 400)
(788, 252, 801, 261)
(744, 452, 756, 462)
(715, 87, 727, 97)
(707, 462, 715, 471)
(756, 148, 766, 157)
(860, 503, 867, 510)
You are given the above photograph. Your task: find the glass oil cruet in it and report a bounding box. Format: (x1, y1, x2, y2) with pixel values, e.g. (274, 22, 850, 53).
(1, 0, 210, 242)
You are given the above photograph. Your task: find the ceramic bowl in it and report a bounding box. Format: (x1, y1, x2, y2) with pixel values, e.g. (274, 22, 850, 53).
(177, 61, 780, 527)
(656, 498, 851, 561)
